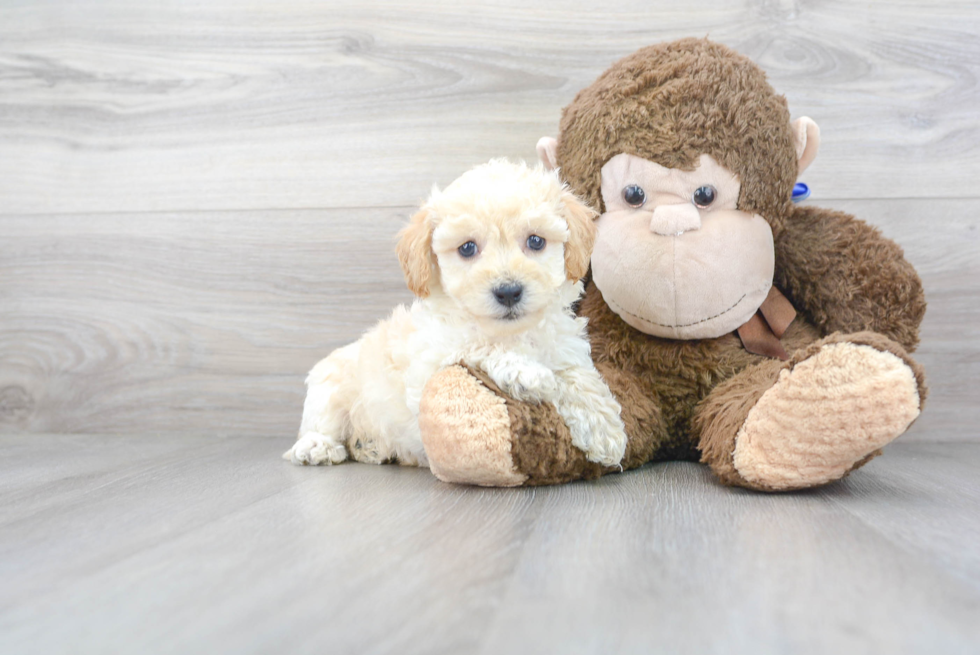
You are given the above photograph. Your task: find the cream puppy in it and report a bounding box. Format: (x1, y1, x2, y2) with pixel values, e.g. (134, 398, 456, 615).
(284, 160, 627, 470)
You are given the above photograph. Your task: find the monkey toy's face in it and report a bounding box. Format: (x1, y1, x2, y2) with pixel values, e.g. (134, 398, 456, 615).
(591, 153, 775, 340)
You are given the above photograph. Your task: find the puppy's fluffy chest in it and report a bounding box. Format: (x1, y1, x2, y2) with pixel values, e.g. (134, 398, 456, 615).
(413, 301, 588, 368)
(383, 295, 588, 415)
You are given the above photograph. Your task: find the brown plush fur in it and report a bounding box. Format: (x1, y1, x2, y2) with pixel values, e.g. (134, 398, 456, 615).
(417, 38, 928, 490)
(694, 357, 787, 488)
(775, 205, 926, 351)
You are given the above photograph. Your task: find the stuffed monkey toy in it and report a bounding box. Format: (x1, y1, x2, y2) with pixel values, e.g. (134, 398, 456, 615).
(418, 38, 927, 491)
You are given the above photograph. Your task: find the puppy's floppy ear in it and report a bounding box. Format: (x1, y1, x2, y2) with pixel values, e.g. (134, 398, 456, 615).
(396, 207, 435, 298)
(560, 190, 598, 281)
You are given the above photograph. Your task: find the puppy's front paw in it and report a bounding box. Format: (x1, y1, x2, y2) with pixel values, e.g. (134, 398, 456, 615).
(492, 364, 558, 403)
(283, 432, 348, 466)
(558, 393, 628, 467)
(579, 422, 628, 468)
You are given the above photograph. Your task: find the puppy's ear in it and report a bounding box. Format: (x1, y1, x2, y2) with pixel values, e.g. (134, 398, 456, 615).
(396, 207, 435, 298)
(560, 190, 598, 281)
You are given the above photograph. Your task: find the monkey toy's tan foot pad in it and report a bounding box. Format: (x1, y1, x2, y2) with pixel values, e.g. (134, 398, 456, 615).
(419, 365, 528, 487)
(732, 342, 921, 490)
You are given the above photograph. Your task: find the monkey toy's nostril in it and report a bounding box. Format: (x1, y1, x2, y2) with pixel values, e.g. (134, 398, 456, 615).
(492, 283, 524, 308)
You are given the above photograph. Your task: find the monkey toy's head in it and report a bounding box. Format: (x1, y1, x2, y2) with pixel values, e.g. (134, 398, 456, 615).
(537, 38, 820, 340)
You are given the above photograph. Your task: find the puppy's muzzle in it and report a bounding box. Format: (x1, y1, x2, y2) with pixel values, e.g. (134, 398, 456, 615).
(492, 283, 524, 308)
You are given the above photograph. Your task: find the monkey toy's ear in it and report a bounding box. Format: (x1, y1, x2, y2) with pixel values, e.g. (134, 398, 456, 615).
(791, 117, 821, 174)
(536, 136, 559, 171)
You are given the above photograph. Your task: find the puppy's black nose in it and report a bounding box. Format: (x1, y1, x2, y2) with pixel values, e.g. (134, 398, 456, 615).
(492, 283, 524, 308)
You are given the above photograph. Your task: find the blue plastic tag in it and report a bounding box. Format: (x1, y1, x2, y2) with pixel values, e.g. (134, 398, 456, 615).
(792, 182, 811, 203)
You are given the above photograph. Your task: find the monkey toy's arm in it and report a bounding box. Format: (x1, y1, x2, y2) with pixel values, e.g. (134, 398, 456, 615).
(773, 204, 926, 352)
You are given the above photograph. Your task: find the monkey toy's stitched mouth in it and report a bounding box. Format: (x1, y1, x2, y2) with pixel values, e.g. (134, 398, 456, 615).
(606, 293, 749, 329)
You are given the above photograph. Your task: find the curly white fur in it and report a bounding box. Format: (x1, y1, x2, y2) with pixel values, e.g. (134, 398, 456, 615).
(285, 160, 627, 469)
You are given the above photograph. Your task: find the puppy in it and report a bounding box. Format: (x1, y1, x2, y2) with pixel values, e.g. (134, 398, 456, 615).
(284, 160, 627, 469)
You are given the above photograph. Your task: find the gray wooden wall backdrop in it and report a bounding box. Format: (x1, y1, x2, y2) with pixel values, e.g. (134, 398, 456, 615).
(1, 0, 977, 441)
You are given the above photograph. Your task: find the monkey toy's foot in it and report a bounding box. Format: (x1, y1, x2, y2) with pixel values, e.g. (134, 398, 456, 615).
(419, 365, 529, 487)
(419, 365, 621, 487)
(728, 336, 924, 491)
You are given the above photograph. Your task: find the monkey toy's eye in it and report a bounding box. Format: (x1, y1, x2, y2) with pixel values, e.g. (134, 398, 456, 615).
(526, 235, 546, 251)
(692, 185, 717, 208)
(622, 184, 646, 207)
(458, 241, 478, 258)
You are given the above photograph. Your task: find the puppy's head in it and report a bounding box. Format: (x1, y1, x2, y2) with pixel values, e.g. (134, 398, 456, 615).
(396, 159, 597, 331)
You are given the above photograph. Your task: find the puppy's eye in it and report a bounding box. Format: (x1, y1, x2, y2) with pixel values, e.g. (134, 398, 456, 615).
(457, 241, 478, 258)
(526, 235, 546, 251)
(693, 185, 717, 208)
(623, 184, 646, 207)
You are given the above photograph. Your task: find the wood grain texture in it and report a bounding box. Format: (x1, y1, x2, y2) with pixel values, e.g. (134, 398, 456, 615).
(0, 0, 978, 214)
(1, 435, 978, 654)
(0, 207, 415, 436)
(2, 199, 975, 440)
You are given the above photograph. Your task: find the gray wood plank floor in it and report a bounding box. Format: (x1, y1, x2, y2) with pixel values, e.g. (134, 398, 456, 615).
(1, 435, 979, 655)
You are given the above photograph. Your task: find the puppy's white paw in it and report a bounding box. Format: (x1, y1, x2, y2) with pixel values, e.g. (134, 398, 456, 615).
(493, 364, 558, 403)
(578, 422, 628, 468)
(559, 392, 628, 468)
(283, 432, 348, 466)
